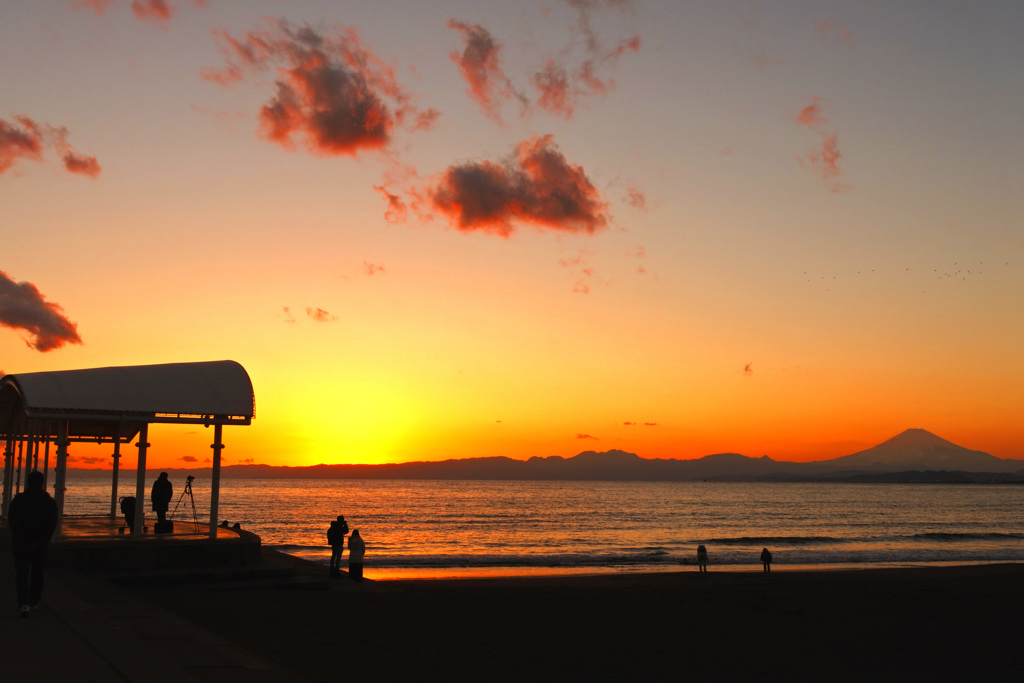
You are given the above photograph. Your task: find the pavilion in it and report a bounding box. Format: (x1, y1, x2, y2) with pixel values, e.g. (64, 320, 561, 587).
(0, 360, 255, 541)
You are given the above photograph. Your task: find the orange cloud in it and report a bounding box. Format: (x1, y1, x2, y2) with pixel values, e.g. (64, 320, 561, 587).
(1, 116, 101, 178)
(576, 433, 598, 439)
(0, 271, 83, 352)
(531, 2, 640, 118)
(205, 20, 426, 157)
(447, 20, 523, 123)
(305, 307, 338, 322)
(0, 116, 44, 174)
(362, 261, 386, 276)
(428, 135, 610, 236)
(373, 185, 408, 223)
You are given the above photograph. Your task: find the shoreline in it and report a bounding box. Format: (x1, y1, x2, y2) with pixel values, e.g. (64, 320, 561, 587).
(128, 555, 1024, 681)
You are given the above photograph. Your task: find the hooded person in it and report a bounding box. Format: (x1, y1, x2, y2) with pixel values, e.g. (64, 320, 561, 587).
(348, 529, 366, 582)
(151, 472, 173, 524)
(8, 471, 58, 617)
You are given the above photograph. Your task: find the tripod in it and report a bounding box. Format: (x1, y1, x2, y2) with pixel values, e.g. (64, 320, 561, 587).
(171, 476, 200, 532)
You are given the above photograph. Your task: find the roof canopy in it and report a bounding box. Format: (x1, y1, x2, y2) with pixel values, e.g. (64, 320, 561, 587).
(0, 360, 254, 442)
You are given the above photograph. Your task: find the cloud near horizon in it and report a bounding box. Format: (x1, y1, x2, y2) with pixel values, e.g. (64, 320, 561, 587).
(427, 135, 610, 236)
(1, 116, 100, 178)
(203, 20, 431, 157)
(0, 271, 83, 351)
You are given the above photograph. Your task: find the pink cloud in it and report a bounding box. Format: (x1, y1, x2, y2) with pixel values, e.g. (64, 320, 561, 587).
(624, 185, 647, 210)
(428, 135, 610, 236)
(131, 0, 173, 24)
(816, 20, 853, 47)
(205, 20, 427, 157)
(795, 97, 848, 191)
(796, 97, 826, 128)
(0, 271, 83, 352)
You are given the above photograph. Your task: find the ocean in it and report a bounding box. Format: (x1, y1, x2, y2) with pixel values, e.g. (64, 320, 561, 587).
(60, 477, 1024, 579)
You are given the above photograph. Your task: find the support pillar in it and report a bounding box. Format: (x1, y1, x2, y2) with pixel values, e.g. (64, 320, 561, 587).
(209, 423, 223, 540)
(54, 421, 69, 536)
(133, 424, 149, 534)
(110, 437, 121, 518)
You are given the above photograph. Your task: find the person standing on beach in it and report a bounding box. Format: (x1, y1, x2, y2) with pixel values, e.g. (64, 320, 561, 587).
(760, 547, 773, 573)
(348, 529, 366, 582)
(697, 544, 709, 572)
(151, 472, 172, 524)
(327, 515, 349, 578)
(7, 471, 58, 618)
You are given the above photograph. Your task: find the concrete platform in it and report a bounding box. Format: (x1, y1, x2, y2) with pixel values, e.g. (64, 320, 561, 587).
(0, 516, 359, 681)
(47, 516, 261, 573)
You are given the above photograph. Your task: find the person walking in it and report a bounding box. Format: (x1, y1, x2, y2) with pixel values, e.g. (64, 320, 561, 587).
(7, 471, 58, 618)
(697, 544, 709, 572)
(151, 472, 172, 525)
(760, 547, 773, 573)
(327, 515, 349, 578)
(348, 529, 366, 582)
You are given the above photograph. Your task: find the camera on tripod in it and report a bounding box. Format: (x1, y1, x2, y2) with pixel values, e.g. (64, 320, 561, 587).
(171, 474, 200, 533)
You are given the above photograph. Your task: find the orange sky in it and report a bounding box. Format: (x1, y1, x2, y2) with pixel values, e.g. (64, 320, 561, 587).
(2, 1, 1022, 469)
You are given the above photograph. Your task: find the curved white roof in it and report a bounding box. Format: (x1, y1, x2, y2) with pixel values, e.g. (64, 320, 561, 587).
(0, 360, 254, 440)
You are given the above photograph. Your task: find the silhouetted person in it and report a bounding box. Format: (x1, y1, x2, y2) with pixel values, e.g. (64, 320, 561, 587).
(151, 472, 172, 524)
(761, 547, 773, 573)
(697, 544, 708, 572)
(327, 515, 349, 578)
(8, 471, 58, 618)
(348, 529, 365, 582)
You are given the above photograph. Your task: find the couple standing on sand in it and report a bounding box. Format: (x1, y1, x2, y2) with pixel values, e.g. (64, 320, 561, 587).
(694, 545, 773, 572)
(328, 515, 365, 581)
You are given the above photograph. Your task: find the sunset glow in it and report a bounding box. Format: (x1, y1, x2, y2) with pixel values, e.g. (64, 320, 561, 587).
(2, 1, 1021, 469)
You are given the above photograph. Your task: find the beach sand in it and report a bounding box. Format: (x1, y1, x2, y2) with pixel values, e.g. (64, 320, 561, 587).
(127, 558, 1024, 682)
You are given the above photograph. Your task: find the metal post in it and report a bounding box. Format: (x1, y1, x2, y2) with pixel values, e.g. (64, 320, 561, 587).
(54, 421, 69, 536)
(209, 423, 223, 540)
(133, 424, 149, 534)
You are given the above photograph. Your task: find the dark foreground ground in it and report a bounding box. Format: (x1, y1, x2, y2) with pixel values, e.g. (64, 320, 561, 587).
(129, 562, 1024, 682)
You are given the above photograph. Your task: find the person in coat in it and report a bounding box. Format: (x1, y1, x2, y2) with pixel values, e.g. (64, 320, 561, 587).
(8, 471, 58, 617)
(760, 547, 773, 573)
(151, 472, 173, 524)
(697, 544, 709, 572)
(348, 529, 366, 582)
(327, 515, 349, 577)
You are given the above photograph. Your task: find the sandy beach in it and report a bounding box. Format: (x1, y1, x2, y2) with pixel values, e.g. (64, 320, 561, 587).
(126, 558, 1024, 682)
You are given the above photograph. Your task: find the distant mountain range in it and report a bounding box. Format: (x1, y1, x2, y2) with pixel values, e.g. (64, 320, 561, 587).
(67, 429, 1024, 482)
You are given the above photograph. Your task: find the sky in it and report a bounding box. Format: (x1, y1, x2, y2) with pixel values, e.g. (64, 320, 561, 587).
(2, 0, 1022, 469)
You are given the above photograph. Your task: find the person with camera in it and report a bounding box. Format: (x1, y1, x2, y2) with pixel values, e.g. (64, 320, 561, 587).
(327, 515, 349, 578)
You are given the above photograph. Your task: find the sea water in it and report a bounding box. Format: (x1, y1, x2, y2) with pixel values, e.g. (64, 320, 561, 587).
(59, 477, 1024, 579)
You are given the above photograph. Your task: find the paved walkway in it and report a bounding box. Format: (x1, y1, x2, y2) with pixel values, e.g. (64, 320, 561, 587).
(0, 553, 309, 682)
